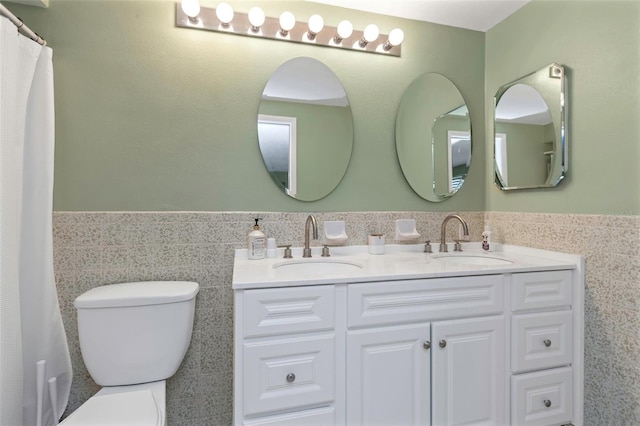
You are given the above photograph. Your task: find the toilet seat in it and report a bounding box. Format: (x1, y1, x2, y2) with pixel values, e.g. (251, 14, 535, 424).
(60, 389, 162, 426)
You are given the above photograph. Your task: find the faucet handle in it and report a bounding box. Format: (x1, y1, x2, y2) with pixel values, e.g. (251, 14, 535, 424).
(453, 240, 463, 252)
(278, 245, 293, 259)
(423, 240, 432, 253)
(321, 245, 331, 257)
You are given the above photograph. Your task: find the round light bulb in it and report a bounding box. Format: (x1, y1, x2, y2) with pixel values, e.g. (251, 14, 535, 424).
(279, 11, 296, 32)
(388, 28, 405, 46)
(181, 0, 200, 19)
(308, 14, 324, 34)
(216, 2, 234, 24)
(336, 20, 353, 39)
(363, 24, 379, 42)
(248, 7, 265, 28)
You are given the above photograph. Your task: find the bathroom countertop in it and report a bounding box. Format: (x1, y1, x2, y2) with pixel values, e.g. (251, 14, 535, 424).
(232, 243, 579, 290)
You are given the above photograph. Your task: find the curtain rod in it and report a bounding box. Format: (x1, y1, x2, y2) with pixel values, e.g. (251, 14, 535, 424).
(0, 3, 46, 45)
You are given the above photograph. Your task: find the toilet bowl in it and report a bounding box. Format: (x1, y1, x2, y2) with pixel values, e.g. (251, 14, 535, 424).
(61, 281, 199, 426)
(60, 381, 165, 426)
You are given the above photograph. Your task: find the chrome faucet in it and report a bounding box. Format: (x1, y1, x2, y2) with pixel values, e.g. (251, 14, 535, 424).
(303, 214, 318, 258)
(439, 214, 469, 252)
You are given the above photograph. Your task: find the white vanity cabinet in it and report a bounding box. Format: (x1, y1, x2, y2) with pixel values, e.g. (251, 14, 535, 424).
(233, 247, 583, 426)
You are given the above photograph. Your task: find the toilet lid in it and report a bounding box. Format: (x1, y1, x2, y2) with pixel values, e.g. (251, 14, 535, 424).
(61, 389, 161, 426)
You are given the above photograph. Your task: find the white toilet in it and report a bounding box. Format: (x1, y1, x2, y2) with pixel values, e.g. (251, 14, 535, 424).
(61, 280, 199, 426)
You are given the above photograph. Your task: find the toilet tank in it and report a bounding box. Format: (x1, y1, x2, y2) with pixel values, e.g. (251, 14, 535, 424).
(74, 281, 199, 386)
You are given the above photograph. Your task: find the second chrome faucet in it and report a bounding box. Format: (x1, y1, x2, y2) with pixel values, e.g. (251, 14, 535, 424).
(439, 214, 469, 252)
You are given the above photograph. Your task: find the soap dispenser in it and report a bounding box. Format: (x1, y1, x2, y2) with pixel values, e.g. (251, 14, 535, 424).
(248, 218, 266, 260)
(482, 225, 493, 252)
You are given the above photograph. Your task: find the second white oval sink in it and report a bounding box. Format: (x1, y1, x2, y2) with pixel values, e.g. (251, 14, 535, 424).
(433, 253, 514, 266)
(273, 259, 363, 274)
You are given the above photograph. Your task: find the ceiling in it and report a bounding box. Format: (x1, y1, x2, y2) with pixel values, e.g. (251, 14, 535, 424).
(306, 0, 531, 32)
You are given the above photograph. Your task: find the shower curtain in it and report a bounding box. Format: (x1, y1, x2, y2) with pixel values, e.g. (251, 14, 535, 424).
(0, 15, 72, 426)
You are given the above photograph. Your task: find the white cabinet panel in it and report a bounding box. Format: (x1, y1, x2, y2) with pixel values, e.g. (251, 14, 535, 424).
(348, 275, 503, 327)
(432, 316, 505, 426)
(511, 367, 573, 426)
(243, 286, 335, 337)
(242, 406, 335, 426)
(512, 311, 573, 373)
(512, 271, 572, 312)
(243, 333, 335, 417)
(346, 323, 430, 426)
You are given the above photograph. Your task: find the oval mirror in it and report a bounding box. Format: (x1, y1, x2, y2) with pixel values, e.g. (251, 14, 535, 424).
(494, 63, 568, 190)
(258, 57, 354, 201)
(396, 73, 471, 202)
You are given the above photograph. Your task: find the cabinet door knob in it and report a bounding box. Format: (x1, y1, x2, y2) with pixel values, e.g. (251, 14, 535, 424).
(543, 399, 552, 408)
(423, 341, 431, 350)
(439, 339, 447, 348)
(543, 339, 552, 347)
(286, 373, 296, 383)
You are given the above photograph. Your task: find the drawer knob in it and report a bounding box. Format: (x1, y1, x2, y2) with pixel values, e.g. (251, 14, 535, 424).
(286, 373, 296, 383)
(543, 339, 552, 347)
(423, 341, 431, 350)
(543, 399, 552, 408)
(439, 339, 447, 348)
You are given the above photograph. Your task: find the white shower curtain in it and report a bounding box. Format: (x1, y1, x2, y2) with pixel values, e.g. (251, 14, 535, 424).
(0, 15, 72, 426)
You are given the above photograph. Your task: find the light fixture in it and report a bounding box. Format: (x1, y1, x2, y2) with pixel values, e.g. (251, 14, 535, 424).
(248, 7, 265, 32)
(307, 14, 324, 40)
(180, 0, 200, 23)
(383, 28, 404, 51)
(279, 11, 295, 36)
(175, 3, 404, 57)
(359, 24, 379, 47)
(216, 2, 234, 26)
(334, 20, 353, 44)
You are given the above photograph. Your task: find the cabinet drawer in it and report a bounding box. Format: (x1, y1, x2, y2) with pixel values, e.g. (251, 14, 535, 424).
(512, 311, 573, 373)
(243, 285, 335, 337)
(348, 275, 503, 328)
(243, 406, 335, 425)
(511, 367, 573, 426)
(511, 270, 572, 312)
(243, 333, 335, 417)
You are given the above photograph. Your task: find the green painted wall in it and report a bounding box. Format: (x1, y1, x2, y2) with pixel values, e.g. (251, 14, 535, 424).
(9, 0, 486, 212)
(486, 0, 640, 215)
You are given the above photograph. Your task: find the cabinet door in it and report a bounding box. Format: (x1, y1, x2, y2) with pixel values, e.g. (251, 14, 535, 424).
(347, 323, 431, 426)
(432, 316, 505, 426)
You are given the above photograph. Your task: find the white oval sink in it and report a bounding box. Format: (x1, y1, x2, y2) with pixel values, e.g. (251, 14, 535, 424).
(433, 253, 514, 266)
(273, 259, 363, 274)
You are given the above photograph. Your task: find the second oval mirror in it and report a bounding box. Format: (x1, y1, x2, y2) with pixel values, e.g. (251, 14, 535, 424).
(258, 57, 354, 201)
(396, 73, 471, 202)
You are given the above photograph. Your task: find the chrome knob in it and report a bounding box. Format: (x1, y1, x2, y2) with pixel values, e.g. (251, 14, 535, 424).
(286, 373, 296, 383)
(423, 341, 431, 350)
(543, 339, 552, 347)
(439, 339, 447, 348)
(543, 399, 552, 408)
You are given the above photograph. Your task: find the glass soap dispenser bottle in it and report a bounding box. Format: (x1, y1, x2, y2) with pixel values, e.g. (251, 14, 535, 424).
(248, 218, 266, 260)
